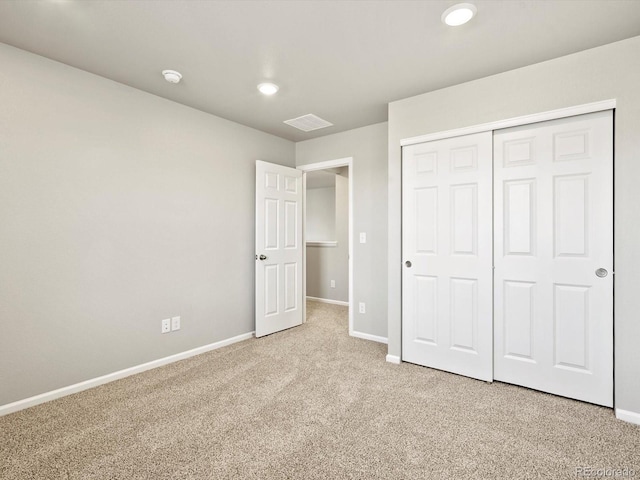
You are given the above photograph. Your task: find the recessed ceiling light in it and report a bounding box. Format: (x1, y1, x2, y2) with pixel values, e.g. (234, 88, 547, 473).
(162, 70, 182, 84)
(442, 3, 477, 26)
(257, 83, 279, 95)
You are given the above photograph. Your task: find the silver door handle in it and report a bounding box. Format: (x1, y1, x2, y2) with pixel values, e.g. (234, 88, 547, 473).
(257, 254, 268, 261)
(595, 268, 608, 278)
(405, 261, 412, 268)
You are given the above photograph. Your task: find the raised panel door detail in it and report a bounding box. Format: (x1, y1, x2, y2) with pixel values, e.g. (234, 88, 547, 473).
(554, 175, 588, 257)
(415, 275, 437, 345)
(402, 131, 493, 383)
(264, 264, 279, 316)
(416, 187, 437, 254)
(450, 278, 477, 353)
(504, 179, 536, 256)
(284, 176, 298, 194)
(503, 281, 535, 362)
(284, 263, 297, 312)
(554, 284, 590, 371)
(493, 110, 612, 407)
(284, 201, 298, 249)
(503, 137, 536, 167)
(553, 129, 590, 162)
(451, 183, 477, 256)
(264, 198, 279, 250)
(416, 151, 438, 174)
(265, 172, 279, 190)
(450, 146, 477, 172)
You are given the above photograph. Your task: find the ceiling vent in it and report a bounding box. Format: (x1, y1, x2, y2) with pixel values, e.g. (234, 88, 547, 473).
(284, 114, 333, 132)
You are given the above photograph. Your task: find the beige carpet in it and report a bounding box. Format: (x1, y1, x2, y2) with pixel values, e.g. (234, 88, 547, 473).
(1, 301, 639, 479)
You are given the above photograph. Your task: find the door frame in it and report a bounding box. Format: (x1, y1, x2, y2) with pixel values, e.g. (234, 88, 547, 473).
(298, 157, 354, 336)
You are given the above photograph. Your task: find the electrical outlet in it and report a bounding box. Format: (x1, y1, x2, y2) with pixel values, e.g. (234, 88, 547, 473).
(161, 318, 171, 334)
(359, 302, 366, 314)
(330, 280, 335, 288)
(359, 232, 367, 244)
(171, 316, 181, 331)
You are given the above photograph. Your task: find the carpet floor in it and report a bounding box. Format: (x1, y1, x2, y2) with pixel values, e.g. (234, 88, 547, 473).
(1, 301, 639, 479)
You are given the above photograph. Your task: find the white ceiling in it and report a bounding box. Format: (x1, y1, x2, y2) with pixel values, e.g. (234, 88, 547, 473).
(1, 1, 640, 142)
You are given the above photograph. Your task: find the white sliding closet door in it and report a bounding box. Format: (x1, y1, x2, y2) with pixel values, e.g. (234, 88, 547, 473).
(493, 111, 613, 407)
(402, 132, 493, 382)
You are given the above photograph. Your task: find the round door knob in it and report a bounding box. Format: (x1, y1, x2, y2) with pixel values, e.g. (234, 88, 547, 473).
(595, 268, 608, 278)
(259, 254, 268, 261)
(405, 261, 412, 268)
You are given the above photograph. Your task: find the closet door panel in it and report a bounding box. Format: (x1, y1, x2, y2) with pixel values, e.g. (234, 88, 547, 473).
(402, 132, 493, 382)
(494, 110, 613, 407)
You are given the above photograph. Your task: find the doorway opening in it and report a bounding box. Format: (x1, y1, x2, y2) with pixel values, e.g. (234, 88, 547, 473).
(298, 158, 353, 336)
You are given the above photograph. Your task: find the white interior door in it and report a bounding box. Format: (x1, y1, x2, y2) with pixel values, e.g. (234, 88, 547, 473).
(255, 160, 303, 337)
(402, 132, 493, 381)
(493, 110, 613, 407)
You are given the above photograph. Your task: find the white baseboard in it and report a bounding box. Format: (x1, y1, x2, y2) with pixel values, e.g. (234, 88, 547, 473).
(386, 354, 401, 364)
(0, 331, 254, 417)
(616, 408, 640, 426)
(351, 330, 388, 344)
(306, 296, 349, 306)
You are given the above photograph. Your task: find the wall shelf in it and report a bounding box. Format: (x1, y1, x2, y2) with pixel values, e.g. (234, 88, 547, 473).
(306, 241, 338, 247)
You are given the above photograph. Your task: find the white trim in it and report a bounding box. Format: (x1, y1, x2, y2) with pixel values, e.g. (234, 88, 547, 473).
(299, 157, 354, 338)
(297, 157, 353, 171)
(302, 172, 307, 324)
(0, 332, 254, 417)
(307, 296, 349, 306)
(616, 408, 640, 426)
(386, 354, 401, 364)
(351, 330, 388, 344)
(306, 241, 337, 247)
(400, 99, 616, 146)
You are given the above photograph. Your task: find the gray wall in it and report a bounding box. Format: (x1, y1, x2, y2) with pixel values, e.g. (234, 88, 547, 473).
(306, 186, 336, 241)
(388, 36, 640, 414)
(296, 123, 388, 339)
(306, 172, 349, 302)
(0, 43, 295, 406)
